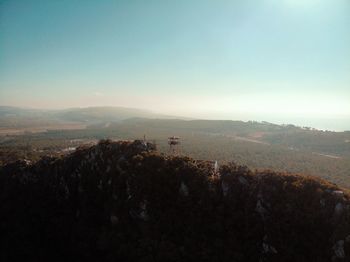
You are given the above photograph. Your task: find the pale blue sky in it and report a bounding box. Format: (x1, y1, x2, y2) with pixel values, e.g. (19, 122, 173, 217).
(0, 0, 349, 128)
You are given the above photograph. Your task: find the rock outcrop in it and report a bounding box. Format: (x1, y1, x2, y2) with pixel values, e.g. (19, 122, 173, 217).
(1, 140, 350, 262)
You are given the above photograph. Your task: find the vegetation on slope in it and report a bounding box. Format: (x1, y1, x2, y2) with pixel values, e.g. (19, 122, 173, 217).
(2, 119, 350, 187)
(1, 140, 350, 261)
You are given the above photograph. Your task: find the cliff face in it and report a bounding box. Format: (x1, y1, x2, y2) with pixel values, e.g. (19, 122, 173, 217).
(1, 140, 350, 262)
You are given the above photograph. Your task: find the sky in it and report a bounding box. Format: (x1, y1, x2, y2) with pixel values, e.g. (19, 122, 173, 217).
(0, 0, 350, 130)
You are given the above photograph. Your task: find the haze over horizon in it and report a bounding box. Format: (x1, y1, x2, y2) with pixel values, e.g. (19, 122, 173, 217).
(1, 0, 349, 130)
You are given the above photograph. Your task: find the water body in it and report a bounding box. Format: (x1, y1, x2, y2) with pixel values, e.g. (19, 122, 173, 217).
(259, 117, 350, 132)
(197, 112, 350, 132)
(231, 113, 350, 132)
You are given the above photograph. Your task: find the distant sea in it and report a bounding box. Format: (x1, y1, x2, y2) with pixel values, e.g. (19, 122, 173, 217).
(251, 116, 350, 132)
(201, 113, 350, 132)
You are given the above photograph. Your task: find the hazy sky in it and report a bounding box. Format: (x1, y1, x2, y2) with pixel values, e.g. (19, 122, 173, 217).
(0, 0, 349, 126)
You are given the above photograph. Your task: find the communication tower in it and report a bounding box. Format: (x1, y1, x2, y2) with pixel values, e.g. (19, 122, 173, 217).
(168, 136, 180, 155)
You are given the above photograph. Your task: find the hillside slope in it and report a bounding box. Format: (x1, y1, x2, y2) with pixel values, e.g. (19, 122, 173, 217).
(1, 140, 350, 262)
(0, 106, 186, 130)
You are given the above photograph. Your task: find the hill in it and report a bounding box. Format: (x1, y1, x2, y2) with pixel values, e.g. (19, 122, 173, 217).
(0, 106, 184, 132)
(54, 106, 177, 123)
(1, 140, 350, 261)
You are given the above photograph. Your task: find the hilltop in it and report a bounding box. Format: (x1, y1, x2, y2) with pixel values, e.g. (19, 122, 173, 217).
(0, 106, 186, 131)
(1, 140, 350, 261)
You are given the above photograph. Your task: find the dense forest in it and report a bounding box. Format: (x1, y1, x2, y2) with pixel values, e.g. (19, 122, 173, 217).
(1, 140, 350, 261)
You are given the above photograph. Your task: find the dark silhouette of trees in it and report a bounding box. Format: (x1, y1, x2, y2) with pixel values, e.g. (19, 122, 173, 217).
(0, 140, 350, 261)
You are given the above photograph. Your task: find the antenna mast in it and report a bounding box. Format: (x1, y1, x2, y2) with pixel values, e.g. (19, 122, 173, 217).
(168, 136, 180, 155)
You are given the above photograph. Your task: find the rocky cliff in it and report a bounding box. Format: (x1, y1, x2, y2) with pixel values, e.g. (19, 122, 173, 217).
(1, 140, 350, 262)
